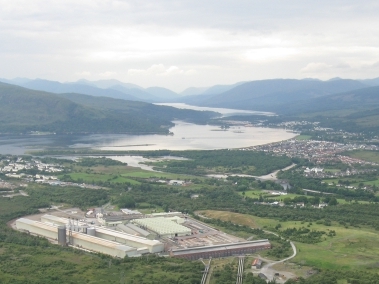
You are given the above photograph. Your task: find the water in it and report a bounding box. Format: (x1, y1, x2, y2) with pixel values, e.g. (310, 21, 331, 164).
(0, 104, 296, 155)
(156, 103, 274, 117)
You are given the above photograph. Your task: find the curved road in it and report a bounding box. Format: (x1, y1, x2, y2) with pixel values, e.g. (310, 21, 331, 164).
(259, 231, 297, 282)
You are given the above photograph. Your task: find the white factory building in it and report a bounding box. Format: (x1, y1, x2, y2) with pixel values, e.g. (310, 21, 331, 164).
(16, 218, 138, 258)
(133, 216, 191, 238)
(16, 215, 165, 257)
(40, 214, 164, 253)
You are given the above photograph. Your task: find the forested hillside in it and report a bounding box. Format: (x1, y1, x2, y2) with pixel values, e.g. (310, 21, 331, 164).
(184, 79, 367, 110)
(0, 83, 217, 134)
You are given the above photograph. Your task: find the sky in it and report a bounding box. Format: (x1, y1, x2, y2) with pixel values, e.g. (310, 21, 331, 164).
(1, 0, 379, 92)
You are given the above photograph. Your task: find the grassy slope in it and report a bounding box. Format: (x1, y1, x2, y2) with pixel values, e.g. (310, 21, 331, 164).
(199, 210, 379, 272)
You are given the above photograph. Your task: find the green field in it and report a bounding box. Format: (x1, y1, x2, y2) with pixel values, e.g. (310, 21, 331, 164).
(344, 150, 379, 164)
(238, 191, 368, 204)
(199, 210, 379, 272)
(238, 189, 269, 198)
(323, 177, 379, 187)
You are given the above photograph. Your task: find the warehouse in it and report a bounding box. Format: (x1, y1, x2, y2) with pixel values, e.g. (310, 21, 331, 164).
(93, 226, 164, 253)
(41, 214, 164, 253)
(16, 218, 138, 258)
(133, 217, 191, 238)
(170, 240, 271, 260)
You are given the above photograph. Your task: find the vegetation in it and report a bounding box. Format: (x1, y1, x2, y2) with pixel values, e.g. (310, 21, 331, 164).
(142, 150, 292, 176)
(343, 149, 379, 164)
(0, 82, 216, 134)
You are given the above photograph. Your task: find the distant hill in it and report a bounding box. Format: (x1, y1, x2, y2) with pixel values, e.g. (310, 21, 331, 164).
(180, 87, 208, 96)
(178, 82, 245, 101)
(279, 86, 379, 133)
(1, 78, 182, 103)
(200, 81, 246, 96)
(21, 79, 139, 101)
(0, 83, 217, 134)
(76, 79, 144, 90)
(280, 86, 379, 115)
(109, 85, 159, 102)
(187, 79, 368, 111)
(145, 87, 179, 100)
(359, 78, 379, 87)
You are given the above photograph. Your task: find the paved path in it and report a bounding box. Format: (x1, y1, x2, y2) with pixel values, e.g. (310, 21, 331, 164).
(257, 230, 297, 283)
(258, 163, 296, 181)
(206, 163, 296, 181)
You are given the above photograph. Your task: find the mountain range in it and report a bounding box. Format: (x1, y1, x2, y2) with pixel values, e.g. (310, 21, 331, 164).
(2, 77, 378, 110)
(1, 76, 379, 134)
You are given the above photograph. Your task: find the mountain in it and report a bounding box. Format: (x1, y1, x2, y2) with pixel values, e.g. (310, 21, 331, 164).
(200, 82, 246, 96)
(187, 79, 368, 111)
(180, 87, 209, 96)
(279, 86, 379, 133)
(76, 79, 144, 90)
(280, 86, 379, 115)
(0, 82, 217, 134)
(145, 87, 179, 100)
(0, 77, 32, 85)
(21, 79, 139, 101)
(109, 85, 159, 102)
(359, 78, 379, 87)
(179, 82, 245, 97)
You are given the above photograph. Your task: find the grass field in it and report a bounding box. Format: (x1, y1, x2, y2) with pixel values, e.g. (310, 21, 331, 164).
(198, 210, 379, 272)
(239, 191, 369, 204)
(323, 177, 379, 187)
(344, 150, 379, 164)
(238, 189, 269, 198)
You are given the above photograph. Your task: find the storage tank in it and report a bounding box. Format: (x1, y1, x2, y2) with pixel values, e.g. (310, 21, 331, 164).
(87, 227, 96, 236)
(57, 225, 66, 246)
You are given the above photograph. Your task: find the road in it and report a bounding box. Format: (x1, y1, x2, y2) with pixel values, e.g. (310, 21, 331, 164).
(258, 230, 297, 283)
(206, 163, 296, 181)
(257, 163, 296, 181)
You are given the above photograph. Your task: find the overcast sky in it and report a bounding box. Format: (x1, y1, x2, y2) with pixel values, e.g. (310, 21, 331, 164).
(1, 0, 379, 92)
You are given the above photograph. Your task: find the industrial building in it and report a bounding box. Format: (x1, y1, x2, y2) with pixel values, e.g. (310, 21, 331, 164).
(170, 240, 271, 260)
(98, 214, 143, 226)
(133, 217, 191, 238)
(252, 258, 263, 269)
(40, 214, 164, 253)
(16, 218, 139, 258)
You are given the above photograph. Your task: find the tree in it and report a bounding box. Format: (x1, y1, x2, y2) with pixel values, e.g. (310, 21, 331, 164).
(328, 197, 338, 206)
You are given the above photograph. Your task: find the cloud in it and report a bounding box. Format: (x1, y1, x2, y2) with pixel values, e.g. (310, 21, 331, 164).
(99, 71, 117, 77)
(75, 71, 91, 77)
(1, 0, 379, 89)
(301, 62, 333, 73)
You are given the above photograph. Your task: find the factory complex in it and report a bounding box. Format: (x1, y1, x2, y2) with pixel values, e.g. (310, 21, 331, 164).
(14, 208, 271, 260)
